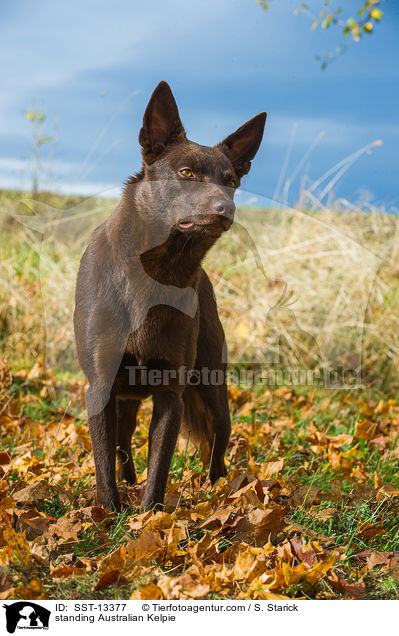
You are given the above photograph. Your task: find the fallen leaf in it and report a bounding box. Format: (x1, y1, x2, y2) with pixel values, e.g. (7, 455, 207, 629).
(223, 480, 265, 506)
(98, 547, 125, 574)
(358, 522, 386, 540)
(282, 553, 336, 586)
(157, 573, 209, 599)
(3, 524, 32, 570)
(14, 578, 47, 600)
(200, 506, 236, 530)
(126, 530, 163, 562)
(233, 547, 268, 582)
(259, 458, 284, 479)
(0, 565, 14, 593)
(291, 484, 322, 507)
(0, 451, 11, 466)
(327, 572, 366, 599)
(131, 582, 164, 600)
(230, 506, 287, 545)
(94, 571, 129, 591)
(50, 566, 87, 578)
(354, 420, 377, 441)
(90, 506, 115, 523)
(13, 481, 52, 504)
(290, 534, 317, 567)
(309, 507, 339, 524)
(16, 510, 50, 540)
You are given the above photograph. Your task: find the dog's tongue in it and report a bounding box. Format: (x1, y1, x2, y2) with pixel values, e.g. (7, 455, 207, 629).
(178, 220, 194, 229)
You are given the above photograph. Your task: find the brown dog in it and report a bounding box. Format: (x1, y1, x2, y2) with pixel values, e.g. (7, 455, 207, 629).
(74, 81, 266, 511)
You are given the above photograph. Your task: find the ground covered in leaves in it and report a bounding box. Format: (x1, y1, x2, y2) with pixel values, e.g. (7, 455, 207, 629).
(0, 356, 398, 601)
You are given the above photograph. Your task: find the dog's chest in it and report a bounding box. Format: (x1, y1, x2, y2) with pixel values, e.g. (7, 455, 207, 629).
(125, 303, 200, 368)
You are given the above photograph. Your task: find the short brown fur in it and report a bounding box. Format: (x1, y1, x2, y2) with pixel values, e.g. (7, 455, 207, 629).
(74, 81, 266, 511)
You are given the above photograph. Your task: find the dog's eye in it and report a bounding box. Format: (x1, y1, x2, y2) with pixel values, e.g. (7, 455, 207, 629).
(226, 179, 237, 188)
(179, 168, 194, 178)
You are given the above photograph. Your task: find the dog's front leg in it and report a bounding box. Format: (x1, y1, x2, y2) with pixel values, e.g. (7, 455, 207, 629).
(141, 389, 183, 511)
(87, 384, 120, 512)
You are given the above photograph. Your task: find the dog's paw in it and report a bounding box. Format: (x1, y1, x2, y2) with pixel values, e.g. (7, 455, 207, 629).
(97, 488, 121, 513)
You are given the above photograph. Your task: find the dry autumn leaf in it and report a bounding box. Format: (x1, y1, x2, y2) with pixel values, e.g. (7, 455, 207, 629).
(94, 570, 129, 591)
(230, 506, 287, 545)
(282, 553, 336, 586)
(327, 572, 366, 599)
(131, 581, 164, 600)
(358, 521, 386, 540)
(157, 573, 210, 599)
(125, 530, 164, 563)
(13, 480, 52, 504)
(3, 524, 32, 570)
(50, 565, 87, 578)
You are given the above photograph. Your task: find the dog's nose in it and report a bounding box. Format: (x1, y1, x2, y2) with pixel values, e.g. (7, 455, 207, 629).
(213, 199, 236, 220)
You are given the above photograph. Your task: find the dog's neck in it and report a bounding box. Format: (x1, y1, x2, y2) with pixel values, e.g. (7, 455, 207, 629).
(108, 193, 217, 288)
(140, 231, 217, 287)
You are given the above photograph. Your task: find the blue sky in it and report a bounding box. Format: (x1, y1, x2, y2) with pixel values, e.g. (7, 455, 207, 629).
(1, 0, 398, 209)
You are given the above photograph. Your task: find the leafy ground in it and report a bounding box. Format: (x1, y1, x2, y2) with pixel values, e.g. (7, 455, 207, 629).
(0, 356, 398, 601)
(0, 190, 399, 600)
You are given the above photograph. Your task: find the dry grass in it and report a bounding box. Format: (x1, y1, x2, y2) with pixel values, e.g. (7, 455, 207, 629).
(0, 188, 399, 396)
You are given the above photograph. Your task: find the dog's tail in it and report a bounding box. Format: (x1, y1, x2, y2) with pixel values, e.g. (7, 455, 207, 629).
(181, 386, 212, 445)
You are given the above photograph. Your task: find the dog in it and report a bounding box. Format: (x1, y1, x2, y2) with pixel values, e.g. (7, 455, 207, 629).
(73, 81, 266, 511)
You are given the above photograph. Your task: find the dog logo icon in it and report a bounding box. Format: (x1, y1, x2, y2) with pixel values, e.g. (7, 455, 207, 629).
(3, 602, 50, 633)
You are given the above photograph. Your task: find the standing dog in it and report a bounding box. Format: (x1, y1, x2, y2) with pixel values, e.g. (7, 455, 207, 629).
(74, 81, 266, 511)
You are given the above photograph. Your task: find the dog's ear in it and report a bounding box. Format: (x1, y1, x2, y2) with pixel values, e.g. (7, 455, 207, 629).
(218, 112, 266, 178)
(139, 81, 186, 163)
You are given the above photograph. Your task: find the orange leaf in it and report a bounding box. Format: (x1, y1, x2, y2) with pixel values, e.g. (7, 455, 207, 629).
(0, 451, 11, 466)
(94, 571, 129, 591)
(14, 578, 47, 600)
(51, 566, 87, 578)
(358, 522, 386, 540)
(132, 582, 164, 600)
(327, 572, 366, 599)
(125, 529, 163, 562)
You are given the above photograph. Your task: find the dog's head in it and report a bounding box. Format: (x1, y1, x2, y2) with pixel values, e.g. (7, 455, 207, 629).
(132, 81, 266, 238)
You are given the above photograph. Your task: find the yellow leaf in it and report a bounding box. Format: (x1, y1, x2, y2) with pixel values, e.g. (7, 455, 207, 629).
(125, 530, 163, 562)
(98, 546, 125, 574)
(133, 582, 164, 600)
(282, 553, 336, 587)
(14, 578, 46, 599)
(4, 524, 31, 570)
(259, 458, 284, 479)
(233, 548, 268, 582)
(354, 420, 377, 441)
(50, 566, 87, 579)
(370, 8, 383, 20)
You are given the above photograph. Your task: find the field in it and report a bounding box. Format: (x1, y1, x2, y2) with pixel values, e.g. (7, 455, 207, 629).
(0, 189, 398, 600)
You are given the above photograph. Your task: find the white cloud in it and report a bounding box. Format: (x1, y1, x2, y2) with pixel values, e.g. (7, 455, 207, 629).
(0, 156, 119, 197)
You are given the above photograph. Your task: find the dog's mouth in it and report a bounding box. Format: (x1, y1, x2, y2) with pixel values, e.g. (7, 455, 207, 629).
(178, 220, 195, 230)
(177, 215, 233, 234)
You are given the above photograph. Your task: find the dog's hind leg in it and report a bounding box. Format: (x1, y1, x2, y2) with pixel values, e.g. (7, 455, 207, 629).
(183, 384, 230, 484)
(116, 397, 140, 485)
(202, 383, 231, 484)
